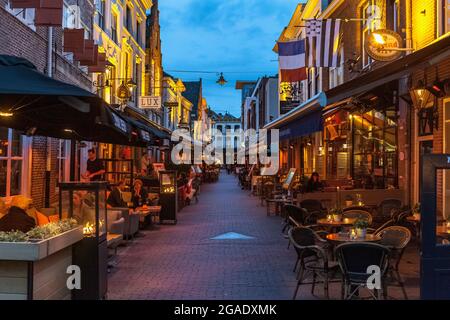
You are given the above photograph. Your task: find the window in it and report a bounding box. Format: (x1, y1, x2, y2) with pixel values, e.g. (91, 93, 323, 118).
(126, 6, 133, 32)
(329, 46, 345, 89)
(439, 0, 450, 35)
(6, 2, 35, 30)
(361, 1, 381, 69)
(111, 13, 118, 43)
(351, 103, 398, 189)
(57, 140, 70, 183)
(307, 68, 314, 99)
(136, 20, 141, 45)
(95, 0, 105, 30)
(0, 129, 24, 197)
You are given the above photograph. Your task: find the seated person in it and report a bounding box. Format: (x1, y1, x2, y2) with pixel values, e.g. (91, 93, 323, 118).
(73, 192, 95, 226)
(306, 172, 324, 193)
(107, 180, 127, 208)
(0, 196, 36, 233)
(131, 179, 148, 209)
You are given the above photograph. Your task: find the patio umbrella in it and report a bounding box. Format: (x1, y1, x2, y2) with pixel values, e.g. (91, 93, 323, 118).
(0, 55, 131, 144)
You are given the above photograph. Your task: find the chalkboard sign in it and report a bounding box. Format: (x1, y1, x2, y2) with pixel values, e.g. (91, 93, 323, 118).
(283, 168, 297, 190)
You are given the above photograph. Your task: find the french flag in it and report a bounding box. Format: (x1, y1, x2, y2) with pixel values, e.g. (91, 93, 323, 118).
(278, 39, 307, 83)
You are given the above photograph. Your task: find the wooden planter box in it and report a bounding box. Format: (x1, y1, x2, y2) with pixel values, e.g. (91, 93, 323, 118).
(0, 227, 84, 300)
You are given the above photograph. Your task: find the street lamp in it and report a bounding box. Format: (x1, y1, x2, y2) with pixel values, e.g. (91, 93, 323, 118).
(409, 79, 432, 109)
(216, 72, 227, 86)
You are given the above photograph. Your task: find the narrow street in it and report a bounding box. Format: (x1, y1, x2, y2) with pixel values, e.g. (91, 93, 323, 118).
(108, 171, 420, 300)
(108, 171, 298, 300)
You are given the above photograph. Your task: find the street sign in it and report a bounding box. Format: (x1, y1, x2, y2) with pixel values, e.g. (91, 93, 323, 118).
(164, 101, 178, 109)
(139, 96, 161, 109)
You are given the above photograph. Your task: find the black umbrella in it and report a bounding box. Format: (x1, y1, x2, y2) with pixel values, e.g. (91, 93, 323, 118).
(0, 55, 131, 144)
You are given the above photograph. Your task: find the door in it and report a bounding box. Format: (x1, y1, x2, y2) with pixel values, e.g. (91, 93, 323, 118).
(420, 154, 450, 299)
(419, 140, 434, 202)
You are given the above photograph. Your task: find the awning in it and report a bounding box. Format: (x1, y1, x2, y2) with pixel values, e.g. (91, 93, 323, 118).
(326, 34, 450, 105)
(264, 92, 327, 140)
(123, 106, 171, 140)
(0, 55, 131, 144)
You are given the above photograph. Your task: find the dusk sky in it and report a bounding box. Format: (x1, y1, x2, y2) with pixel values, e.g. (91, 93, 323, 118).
(159, 0, 301, 117)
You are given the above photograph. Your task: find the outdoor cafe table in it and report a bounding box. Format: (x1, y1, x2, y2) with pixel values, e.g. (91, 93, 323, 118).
(326, 233, 382, 244)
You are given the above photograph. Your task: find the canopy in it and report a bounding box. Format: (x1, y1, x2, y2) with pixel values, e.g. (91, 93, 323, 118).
(0, 55, 131, 144)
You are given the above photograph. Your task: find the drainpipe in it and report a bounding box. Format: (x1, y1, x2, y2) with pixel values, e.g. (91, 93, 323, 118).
(44, 27, 53, 208)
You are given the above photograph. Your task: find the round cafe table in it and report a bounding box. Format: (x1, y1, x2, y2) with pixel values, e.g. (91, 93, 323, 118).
(317, 218, 356, 227)
(326, 233, 382, 243)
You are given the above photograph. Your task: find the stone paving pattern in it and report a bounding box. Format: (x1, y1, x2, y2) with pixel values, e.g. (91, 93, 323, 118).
(108, 172, 420, 300)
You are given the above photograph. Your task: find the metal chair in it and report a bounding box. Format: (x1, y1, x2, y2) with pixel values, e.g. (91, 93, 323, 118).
(375, 226, 411, 299)
(342, 210, 373, 225)
(289, 227, 339, 299)
(335, 242, 390, 300)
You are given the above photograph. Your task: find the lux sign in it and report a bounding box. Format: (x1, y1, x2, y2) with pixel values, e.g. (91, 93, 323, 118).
(139, 96, 161, 110)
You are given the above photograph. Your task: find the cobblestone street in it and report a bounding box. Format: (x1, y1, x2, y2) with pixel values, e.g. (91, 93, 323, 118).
(108, 172, 420, 300)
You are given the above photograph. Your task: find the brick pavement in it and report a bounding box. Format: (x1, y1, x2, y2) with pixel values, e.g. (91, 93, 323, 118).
(107, 171, 420, 300)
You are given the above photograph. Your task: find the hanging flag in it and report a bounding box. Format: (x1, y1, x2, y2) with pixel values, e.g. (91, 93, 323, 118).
(305, 19, 342, 68)
(278, 39, 307, 83)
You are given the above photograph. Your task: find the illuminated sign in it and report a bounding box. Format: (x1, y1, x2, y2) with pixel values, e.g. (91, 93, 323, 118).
(364, 29, 403, 62)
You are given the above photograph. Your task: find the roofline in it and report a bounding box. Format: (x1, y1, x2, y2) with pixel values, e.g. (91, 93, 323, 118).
(235, 81, 257, 90)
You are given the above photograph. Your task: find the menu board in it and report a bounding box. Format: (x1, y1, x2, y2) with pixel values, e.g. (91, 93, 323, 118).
(283, 168, 297, 190)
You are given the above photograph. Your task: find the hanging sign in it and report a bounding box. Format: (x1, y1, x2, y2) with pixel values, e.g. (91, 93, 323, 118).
(364, 29, 403, 62)
(139, 96, 161, 110)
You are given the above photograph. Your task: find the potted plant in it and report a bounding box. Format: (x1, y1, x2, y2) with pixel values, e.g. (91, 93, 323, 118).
(329, 208, 343, 222)
(345, 195, 353, 207)
(354, 218, 369, 238)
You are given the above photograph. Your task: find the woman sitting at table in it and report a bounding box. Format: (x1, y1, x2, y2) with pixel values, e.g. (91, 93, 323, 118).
(306, 172, 323, 193)
(132, 179, 148, 209)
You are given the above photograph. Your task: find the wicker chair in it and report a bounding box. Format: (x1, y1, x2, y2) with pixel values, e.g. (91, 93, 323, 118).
(335, 242, 390, 300)
(377, 199, 402, 219)
(375, 226, 411, 299)
(342, 209, 373, 225)
(289, 227, 339, 299)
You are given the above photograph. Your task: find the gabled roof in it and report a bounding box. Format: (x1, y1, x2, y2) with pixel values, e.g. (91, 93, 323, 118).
(183, 80, 202, 118)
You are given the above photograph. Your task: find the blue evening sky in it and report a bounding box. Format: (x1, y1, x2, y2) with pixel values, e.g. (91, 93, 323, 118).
(159, 0, 301, 118)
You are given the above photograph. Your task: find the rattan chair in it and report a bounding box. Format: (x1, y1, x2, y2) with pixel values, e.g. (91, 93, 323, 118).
(342, 210, 373, 225)
(375, 226, 411, 299)
(335, 242, 390, 300)
(289, 227, 339, 299)
(377, 199, 402, 219)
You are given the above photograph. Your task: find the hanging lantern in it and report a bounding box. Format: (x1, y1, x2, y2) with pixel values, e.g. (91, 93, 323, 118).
(409, 80, 432, 109)
(117, 81, 131, 100)
(216, 72, 227, 86)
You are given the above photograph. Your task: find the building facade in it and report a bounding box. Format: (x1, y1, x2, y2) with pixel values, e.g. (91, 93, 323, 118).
(269, 0, 450, 217)
(0, 0, 95, 208)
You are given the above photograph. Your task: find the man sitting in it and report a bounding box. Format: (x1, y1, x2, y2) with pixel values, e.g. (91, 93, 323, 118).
(107, 180, 127, 208)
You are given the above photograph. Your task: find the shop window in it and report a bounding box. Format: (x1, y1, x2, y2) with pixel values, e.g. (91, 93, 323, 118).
(324, 112, 350, 181)
(351, 105, 398, 189)
(0, 129, 24, 197)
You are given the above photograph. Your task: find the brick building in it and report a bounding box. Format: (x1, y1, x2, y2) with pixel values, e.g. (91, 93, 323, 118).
(268, 0, 450, 218)
(0, 0, 94, 208)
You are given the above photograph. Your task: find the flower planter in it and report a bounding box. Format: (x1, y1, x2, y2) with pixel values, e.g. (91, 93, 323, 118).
(0, 226, 83, 261)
